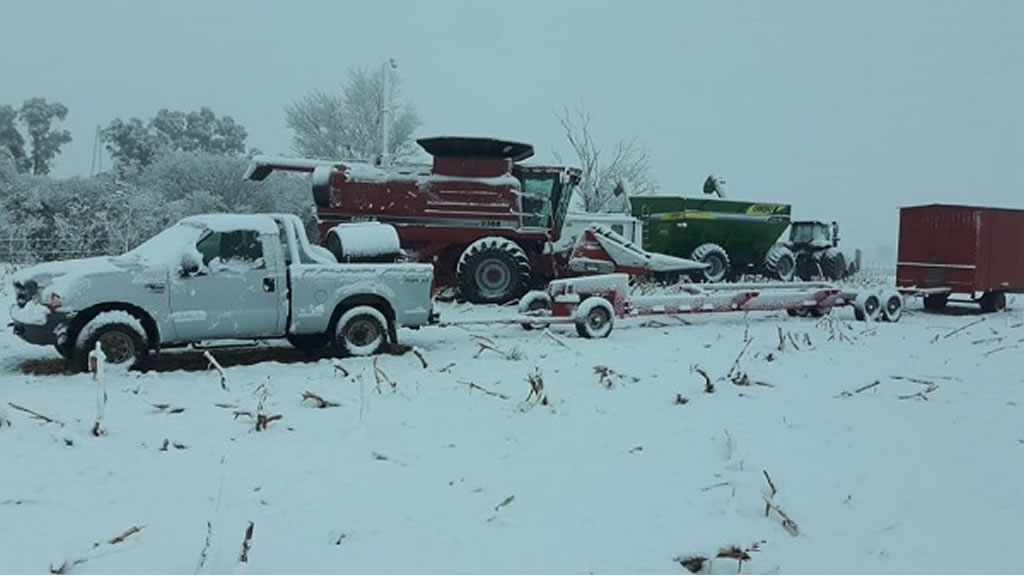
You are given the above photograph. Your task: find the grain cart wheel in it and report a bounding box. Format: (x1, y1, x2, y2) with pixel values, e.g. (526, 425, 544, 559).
(574, 297, 615, 339)
(881, 289, 904, 322)
(518, 291, 552, 331)
(334, 306, 388, 357)
(691, 243, 731, 283)
(822, 249, 848, 281)
(853, 292, 882, 322)
(73, 312, 149, 373)
(457, 237, 532, 304)
(764, 245, 796, 281)
(979, 291, 1007, 313)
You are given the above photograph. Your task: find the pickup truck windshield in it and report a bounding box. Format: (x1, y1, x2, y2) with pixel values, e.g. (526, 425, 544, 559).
(120, 222, 206, 264)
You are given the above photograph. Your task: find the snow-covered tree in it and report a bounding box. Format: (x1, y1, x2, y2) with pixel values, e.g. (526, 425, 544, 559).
(0, 105, 30, 174)
(554, 104, 657, 213)
(285, 64, 422, 163)
(18, 98, 73, 176)
(101, 107, 248, 176)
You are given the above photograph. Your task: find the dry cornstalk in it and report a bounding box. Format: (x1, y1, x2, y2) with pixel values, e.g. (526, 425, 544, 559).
(412, 348, 428, 369)
(838, 380, 881, 397)
(301, 390, 340, 409)
(238, 521, 255, 564)
(372, 356, 396, 393)
(457, 380, 509, 400)
(7, 402, 63, 426)
(203, 351, 229, 391)
(691, 365, 714, 394)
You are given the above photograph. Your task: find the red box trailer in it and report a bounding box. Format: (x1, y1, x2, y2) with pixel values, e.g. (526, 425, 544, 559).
(896, 204, 1024, 312)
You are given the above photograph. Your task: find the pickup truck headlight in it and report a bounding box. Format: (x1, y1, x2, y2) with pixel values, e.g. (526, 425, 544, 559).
(43, 292, 62, 312)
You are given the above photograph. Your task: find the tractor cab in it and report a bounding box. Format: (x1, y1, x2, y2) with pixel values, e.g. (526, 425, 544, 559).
(788, 220, 838, 250)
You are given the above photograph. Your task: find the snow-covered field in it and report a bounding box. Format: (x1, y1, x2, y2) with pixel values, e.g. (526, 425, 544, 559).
(2, 275, 1022, 574)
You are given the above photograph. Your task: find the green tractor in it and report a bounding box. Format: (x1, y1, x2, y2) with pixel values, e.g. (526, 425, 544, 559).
(630, 181, 792, 282)
(766, 220, 861, 282)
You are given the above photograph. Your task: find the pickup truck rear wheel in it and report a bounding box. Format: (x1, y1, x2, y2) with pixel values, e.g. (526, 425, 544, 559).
(334, 306, 388, 357)
(74, 321, 148, 372)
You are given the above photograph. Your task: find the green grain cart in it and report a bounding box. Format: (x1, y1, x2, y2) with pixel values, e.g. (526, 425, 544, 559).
(630, 195, 793, 282)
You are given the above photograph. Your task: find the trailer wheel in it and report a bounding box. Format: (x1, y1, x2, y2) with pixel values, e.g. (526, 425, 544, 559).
(853, 292, 882, 322)
(691, 243, 730, 283)
(574, 297, 614, 339)
(923, 293, 948, 311)
(764, 245, 796, 281)
(518, 291, 552, 330)
(457, 237, 532, 304)
(881, 290, 904, 322)
(334, 306, 388, 357)
(979, 291, 1007, 313)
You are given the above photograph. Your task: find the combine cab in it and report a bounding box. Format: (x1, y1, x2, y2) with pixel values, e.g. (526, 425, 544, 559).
(244, 136, 700, 304)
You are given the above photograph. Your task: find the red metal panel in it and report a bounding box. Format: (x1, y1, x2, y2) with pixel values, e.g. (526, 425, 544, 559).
(896, 205, 979, 292)
(897, 204, 1024, 294)
(975, 209, 1024, 292)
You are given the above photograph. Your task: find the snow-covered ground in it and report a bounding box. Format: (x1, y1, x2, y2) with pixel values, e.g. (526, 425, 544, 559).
(1, 276, 1022, 574)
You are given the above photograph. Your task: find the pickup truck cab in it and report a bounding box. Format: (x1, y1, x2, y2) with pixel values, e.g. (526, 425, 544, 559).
(10, 213, 438, 371)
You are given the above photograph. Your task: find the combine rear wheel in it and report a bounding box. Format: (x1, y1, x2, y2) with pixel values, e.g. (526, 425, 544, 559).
(457, 237, 532, 304)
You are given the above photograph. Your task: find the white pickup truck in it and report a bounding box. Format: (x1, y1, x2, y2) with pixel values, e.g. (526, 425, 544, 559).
(10, 213, 438, 372)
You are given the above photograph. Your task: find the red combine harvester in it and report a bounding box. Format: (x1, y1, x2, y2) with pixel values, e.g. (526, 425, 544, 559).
(896, 204, 1024, 313)
(244, 136, 703, 304)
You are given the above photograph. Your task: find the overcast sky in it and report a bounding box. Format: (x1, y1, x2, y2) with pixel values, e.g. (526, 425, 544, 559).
(3, 0, 1021, 257)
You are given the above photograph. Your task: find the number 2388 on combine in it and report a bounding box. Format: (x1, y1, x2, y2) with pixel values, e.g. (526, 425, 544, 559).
(245, 136, 697, 305)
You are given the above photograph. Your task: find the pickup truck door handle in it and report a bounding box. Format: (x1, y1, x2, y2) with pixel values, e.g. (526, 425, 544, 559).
(144, 283, 166, 293)
(263, 277, 276, 292)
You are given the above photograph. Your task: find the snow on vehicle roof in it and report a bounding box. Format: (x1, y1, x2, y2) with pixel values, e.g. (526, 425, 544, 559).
(179, 214, 281, 234)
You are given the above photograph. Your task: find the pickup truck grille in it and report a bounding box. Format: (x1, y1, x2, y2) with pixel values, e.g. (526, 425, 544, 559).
(13, 280, 37, 308)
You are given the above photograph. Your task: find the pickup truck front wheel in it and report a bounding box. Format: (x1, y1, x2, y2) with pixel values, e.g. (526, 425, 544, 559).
(334, 306, 388, 357)
(74, 319, 148, 372)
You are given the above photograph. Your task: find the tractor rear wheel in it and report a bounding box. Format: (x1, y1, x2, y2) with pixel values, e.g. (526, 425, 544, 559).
(764, 245, 796, 281)
(457, 237, 532, 304)
(690, 243, 730, 283)
(822, 249, 847, 281)
(795, 253, 819, 281)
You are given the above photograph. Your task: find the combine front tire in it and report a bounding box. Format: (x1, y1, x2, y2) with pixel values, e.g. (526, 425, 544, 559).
(574, 297, 615, 339)
(457, 237, 532, 304)
(764, 245, 796, 281)
(691, 243, 730, 283)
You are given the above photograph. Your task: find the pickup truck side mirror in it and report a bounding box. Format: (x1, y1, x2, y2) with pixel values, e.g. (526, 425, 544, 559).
(180, 259, 201, 277)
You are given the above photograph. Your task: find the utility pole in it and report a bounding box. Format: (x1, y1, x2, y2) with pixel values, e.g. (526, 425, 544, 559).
(90, 125, 103, 176)
(380, 57, 397, 167)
